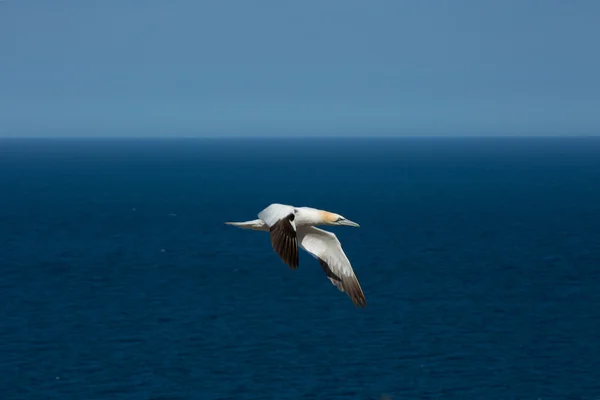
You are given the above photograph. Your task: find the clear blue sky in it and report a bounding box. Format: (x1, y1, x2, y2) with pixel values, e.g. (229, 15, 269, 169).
(1, 1, 599, 137)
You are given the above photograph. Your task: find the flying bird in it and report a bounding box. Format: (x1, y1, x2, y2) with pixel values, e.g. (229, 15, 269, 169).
(225, 203, 366, 307)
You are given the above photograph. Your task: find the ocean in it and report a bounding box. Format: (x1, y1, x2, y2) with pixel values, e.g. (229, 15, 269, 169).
(1, 137, 599, 399)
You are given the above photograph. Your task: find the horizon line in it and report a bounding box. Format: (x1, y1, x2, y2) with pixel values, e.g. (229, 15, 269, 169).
(1, 133, 600, 140)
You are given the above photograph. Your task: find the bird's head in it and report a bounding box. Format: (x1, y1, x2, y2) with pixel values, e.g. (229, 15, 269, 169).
(321, 211, 360, 227)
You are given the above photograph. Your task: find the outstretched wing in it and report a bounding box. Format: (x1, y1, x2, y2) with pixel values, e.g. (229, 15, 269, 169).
(297, 226, 366, 308)
(258, 203, 299, 269)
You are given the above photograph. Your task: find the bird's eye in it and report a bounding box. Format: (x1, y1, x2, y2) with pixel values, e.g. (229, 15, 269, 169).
(337, 217, 345, 222)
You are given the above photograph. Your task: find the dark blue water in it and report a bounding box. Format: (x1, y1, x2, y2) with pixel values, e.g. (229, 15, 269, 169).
(1, 137, 600, 399)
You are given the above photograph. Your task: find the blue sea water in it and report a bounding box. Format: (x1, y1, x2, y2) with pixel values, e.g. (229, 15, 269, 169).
(1, 137, 600, 399)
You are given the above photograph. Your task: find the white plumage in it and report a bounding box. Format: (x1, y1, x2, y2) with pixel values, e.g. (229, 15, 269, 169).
(226, 203, 366, 307)
(257, 203, 295, 227)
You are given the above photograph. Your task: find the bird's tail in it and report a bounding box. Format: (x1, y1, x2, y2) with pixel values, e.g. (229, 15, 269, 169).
(225, 219, 268, 231)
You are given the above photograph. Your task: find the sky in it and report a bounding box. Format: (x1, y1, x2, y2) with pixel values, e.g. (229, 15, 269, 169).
(1, 0, 599, 137)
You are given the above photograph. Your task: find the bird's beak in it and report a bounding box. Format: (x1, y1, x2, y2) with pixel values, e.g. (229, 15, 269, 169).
(339, 218, 360, 227)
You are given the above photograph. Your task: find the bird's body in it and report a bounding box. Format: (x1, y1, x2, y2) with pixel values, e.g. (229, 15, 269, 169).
(226, 203, 366, 307)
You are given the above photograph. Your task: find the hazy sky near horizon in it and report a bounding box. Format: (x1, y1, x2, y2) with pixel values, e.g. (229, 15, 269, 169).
(2, 1, 600, 137)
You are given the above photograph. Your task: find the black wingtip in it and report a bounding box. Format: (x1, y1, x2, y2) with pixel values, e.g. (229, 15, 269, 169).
(269, 213, 299, 269)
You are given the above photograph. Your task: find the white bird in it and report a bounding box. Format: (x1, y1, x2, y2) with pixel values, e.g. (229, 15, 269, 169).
(225, 203, 366, 307)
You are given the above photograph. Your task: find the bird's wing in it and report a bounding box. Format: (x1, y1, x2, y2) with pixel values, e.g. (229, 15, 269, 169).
(297, 226, 366, 307)
(257, 203, 295, 226)
(258, 203, 299, 269)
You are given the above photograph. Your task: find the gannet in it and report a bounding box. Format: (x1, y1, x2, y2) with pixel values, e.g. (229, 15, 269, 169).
(225, 203, 366, 307)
